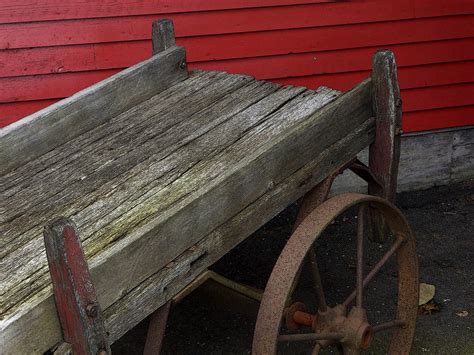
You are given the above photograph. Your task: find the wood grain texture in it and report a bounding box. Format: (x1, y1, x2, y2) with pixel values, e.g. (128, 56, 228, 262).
(1, 72, 278, 314)
(1, 74, 375, 354)
(369, 50, 402, 203)
(331, 126, 474, 194)
(368, 50, 402, 242)
(152, 19, 176, 54)
(0, 46, 188, 174)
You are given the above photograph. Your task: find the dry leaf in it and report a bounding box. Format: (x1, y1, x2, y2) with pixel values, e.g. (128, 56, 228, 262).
(419, 283, 436, 305)
(418, 301, 440, 315)
(456, 310, 469, 317)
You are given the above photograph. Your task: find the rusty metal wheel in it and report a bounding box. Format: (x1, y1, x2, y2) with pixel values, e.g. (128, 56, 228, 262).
(252, 192, 418, 355)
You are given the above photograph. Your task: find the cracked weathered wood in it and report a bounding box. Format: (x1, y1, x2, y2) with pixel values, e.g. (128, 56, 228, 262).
(152, 19, 176, 54)
(0, 74, 283, 309)
(369, 50, 402, 241)
(0, 45, 188, 174)
(0, 75, 374, 354)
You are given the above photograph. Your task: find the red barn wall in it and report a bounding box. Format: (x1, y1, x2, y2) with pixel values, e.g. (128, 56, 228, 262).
(1, 0, 473, 132)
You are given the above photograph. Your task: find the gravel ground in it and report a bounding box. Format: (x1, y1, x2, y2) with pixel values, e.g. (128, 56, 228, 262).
(112, 180, 474, 354)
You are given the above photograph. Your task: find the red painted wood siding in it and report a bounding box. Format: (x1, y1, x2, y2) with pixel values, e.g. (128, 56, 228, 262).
(1, 0, 473, 132)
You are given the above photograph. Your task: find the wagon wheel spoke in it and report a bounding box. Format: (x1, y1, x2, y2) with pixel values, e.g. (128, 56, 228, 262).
(308, 249, 328, 312)
(343, 237, 404, 307)
(356, 204, 365, 308)
(372, 319, 406, 333)
(278, 332, 344, 342)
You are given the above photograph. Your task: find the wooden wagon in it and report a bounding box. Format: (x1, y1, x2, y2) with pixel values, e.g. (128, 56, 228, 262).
(0, 20, 418, 354)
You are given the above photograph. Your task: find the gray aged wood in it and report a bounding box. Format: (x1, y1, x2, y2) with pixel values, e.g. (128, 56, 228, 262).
(0, 45, 188, 174)
(0, 74, 374, 354)
(331, 126, 474, 194)
(152, 19, 176, 54)
(368, 50, 402, 241)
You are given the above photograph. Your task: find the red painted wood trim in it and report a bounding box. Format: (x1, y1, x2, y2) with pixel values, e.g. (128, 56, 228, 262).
(43, 218, 110, 354)
(2, 0, 473, 50)
(0, 0, 332, 24)
(403, 105, 474, 132)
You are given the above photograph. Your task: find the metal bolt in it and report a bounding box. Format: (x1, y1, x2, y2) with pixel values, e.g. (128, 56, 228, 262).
(86, 302, 98, 318)
(179, 60, 186, 70)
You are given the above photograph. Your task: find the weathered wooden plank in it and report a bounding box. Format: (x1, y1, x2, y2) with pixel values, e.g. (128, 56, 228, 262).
(1, 80, 296, 312)
(0, 70, 212, 192)
(0, 72, 255, 254)
(103, 118, 376, 344)
(0, 113, 375, 355)
(152, 19, 176, 54)
(80, 79, 371, 312)
(1, 69, 373, 355)
(451, 128, 474, 182)
(1, 78, 283, 314)
(330, 127, 474, 194)
(0, 45, 188, 174)
(0, 72, 249, 218)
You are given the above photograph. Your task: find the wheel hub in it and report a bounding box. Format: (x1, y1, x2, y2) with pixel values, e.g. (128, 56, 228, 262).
(285, 302, 374, 350)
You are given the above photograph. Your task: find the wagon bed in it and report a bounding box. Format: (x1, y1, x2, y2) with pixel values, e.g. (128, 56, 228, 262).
(0, 21, 406, 354)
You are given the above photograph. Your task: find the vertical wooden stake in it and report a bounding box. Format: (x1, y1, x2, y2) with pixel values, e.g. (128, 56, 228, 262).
(44, 217, 110, 355)
(152, 19, 176, 54)
(369, 50, 402, 241)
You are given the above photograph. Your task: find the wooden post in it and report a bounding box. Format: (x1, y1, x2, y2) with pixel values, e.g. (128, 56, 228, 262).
(368, 50, 402, 241)
(152, 19, 176, 54)
(44, 217, 110, 355)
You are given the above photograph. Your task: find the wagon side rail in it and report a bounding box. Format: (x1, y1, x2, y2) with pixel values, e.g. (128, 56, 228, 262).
(0, 20, 188, 175)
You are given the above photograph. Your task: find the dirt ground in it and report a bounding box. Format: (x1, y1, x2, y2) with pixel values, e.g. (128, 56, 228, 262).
(112, 180, 474, 354)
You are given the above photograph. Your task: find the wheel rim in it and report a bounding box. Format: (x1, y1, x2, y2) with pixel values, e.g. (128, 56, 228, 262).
(252, 192, 418, 354)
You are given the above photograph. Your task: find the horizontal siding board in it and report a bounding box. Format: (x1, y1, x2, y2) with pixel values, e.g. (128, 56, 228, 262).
(1, 3, 473, 132)
(2, 45, 473, 103)
(273, 61, 474, 91)
(195, 43, 474, 83)
(0, 70, 120, 103)
(2, 0, 474, 50)
(0, 100, 56, 127)
(0, 16, 474, 77)
(176, 15, 474, 62)
(402, 82, 474, 112)
(403, 106, 474, 132)
(0, 0, 331, 24)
